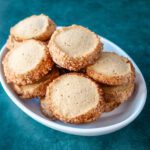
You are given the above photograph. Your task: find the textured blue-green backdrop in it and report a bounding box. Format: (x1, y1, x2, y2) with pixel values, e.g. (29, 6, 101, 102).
(0, 0, 150, 149)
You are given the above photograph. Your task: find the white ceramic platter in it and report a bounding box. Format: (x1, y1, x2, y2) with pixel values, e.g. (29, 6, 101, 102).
(0, 34, 147, 136)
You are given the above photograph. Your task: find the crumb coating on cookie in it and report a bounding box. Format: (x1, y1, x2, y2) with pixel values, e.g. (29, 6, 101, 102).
(86, 52, 135, 85)
(11, 14, 56, 41)
(48, 25, 103, 71)
(13, 68, 59, 99)
(3, 40, 54, 85)
(45, 73, 104, 124)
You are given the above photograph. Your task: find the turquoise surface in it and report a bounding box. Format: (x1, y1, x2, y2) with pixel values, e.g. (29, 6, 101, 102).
(0, 0, 149, 149)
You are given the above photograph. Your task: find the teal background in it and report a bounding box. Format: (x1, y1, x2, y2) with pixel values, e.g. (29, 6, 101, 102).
(0, 0, 149, 149)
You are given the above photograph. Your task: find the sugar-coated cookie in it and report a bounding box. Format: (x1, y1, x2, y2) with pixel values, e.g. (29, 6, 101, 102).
(48, 25, 103, 71)
(3, 40, 53, 85)
(86, 52, 135, 85)
(10, 14, 56, 41)
(45, 73, 104, 124)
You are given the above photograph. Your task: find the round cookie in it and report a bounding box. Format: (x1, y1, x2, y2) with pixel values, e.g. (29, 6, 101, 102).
(48, 25, 103, 71)
(86, 52, 135, 85)
(3, 40, 54, 85)
(10, 14, 56, 41)
(13, 68, 59, 99)
(45, 73, 104, 124)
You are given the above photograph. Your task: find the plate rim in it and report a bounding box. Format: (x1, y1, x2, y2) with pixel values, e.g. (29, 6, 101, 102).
(0, 36, 147, 136)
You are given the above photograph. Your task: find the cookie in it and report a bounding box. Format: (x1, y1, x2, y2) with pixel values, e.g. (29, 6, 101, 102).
(45, 73, 104, 124)
(10, 14, 56, 41)
(3, 40, 53, 85)
(13, 68, 59, 99)
(48, 25, 103, 71)
(86, 52, 135, 85)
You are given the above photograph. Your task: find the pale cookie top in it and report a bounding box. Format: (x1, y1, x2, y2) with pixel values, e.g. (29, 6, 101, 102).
(47, 74, 101, 118)
(7, 40, 46, 74)
(52, 25, 100, 57)
(89, 52, 132, 76)
(10, 14, 56, 40)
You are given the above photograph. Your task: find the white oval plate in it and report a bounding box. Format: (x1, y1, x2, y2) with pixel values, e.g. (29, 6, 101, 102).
(0, 35, 147, 136)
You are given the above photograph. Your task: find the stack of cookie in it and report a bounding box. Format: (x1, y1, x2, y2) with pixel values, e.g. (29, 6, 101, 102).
(6, 14, 56, 49)
(3, 14, 59, 99)
(86, 52, 135, 112)
(2, 14, 136, 124)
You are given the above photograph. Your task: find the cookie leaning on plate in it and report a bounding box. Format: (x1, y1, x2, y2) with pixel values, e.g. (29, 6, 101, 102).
(13, 68, 59, 99)
(3, 40, 53, 85)
(48, 25, 103, 71)
(86, 52, 135, 85)
(10, 14, 56, 41)
(45, 73, 104, 124)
